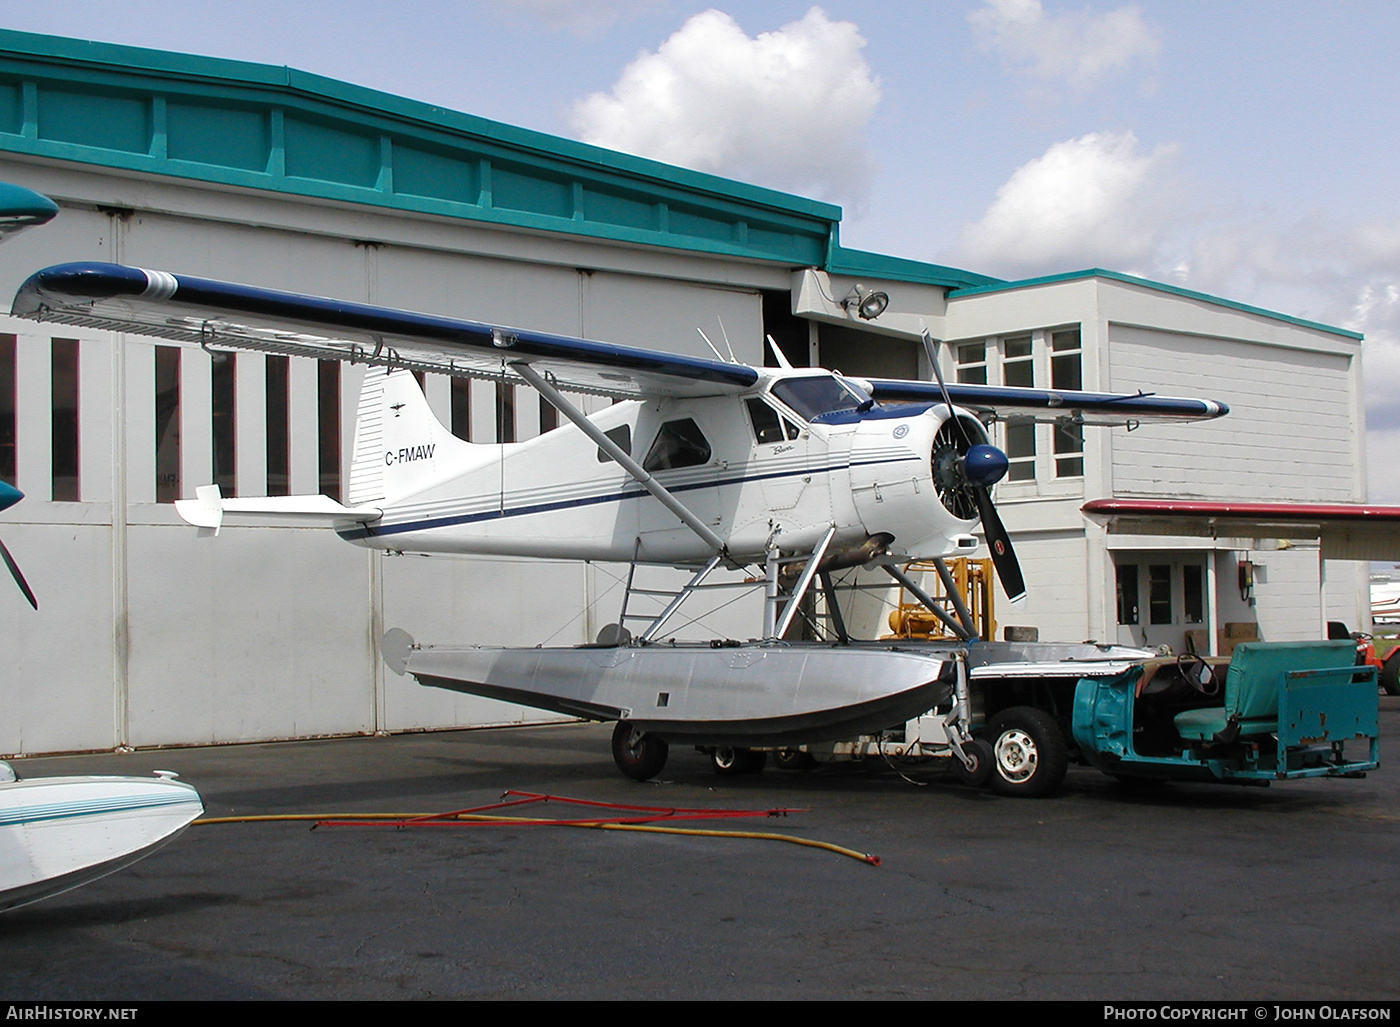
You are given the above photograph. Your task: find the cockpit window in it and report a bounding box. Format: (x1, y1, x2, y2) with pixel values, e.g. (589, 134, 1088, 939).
(770, 376, 868, 422)
(642, 418, 712, 471)
(745, 399, 800, 444)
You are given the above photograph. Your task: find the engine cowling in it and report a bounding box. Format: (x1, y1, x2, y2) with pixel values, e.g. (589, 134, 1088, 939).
(848, 406, 1000, 560)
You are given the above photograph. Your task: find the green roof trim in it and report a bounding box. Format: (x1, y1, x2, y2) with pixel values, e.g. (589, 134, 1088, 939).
(0, 28, 842, 266)
(827, 245, 1002, 290)
(948, 268, 1362, 340)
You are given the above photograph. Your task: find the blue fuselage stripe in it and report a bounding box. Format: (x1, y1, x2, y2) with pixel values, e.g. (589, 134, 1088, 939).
(339, 454, 920, 541)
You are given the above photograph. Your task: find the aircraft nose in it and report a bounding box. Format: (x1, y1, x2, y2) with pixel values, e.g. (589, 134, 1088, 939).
(0, 480, 21, 513)
(961, 444, 1008, 487)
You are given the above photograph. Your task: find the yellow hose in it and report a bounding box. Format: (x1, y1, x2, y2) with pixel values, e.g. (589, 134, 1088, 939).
(193, 812, 880, 865)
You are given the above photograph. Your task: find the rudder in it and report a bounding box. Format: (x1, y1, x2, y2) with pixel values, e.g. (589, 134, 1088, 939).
(348, 368, 476, 505)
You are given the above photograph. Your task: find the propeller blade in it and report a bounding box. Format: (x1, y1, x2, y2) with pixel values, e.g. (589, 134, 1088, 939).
(972, 487, 1026, 603)
(0, 535, 37, 609)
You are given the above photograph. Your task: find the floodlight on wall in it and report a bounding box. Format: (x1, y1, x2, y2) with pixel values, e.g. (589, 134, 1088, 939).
(841, 284, 889, 320)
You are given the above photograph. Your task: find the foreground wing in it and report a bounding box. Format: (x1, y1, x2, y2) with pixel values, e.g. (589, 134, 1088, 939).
(867, 379, 1228, 426)
(13, 262, 760, 401)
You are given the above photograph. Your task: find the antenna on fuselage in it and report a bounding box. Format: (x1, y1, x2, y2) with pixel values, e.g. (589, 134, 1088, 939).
(766, 334, 794, 370)
(716, 318, 738, 363)
(696, 327, 727, 363)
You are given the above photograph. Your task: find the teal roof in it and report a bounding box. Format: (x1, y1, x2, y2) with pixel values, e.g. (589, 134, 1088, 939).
(0, 28, 846, 266)
(828, 245, 1003, 290)
(0, 29, 1001, 290)
(948, 268, 1361, 340)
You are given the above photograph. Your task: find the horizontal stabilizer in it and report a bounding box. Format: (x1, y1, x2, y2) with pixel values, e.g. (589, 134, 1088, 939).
(175, 485, 381, 536)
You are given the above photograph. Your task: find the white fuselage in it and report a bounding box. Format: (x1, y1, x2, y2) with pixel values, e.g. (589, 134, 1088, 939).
(340, 368, 985, 565)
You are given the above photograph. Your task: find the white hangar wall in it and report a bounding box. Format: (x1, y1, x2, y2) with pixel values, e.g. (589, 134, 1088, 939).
(0, 160, 782, 754)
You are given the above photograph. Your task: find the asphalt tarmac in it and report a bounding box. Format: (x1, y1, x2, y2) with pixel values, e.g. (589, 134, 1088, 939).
(0, 700, 1397, 1002)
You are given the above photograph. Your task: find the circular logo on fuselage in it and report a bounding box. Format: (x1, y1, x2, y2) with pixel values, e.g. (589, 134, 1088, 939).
(892, 424, 909, 439)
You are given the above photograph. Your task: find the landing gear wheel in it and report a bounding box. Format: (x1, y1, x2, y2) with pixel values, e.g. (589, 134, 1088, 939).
(711, 747, 767, 775)
(1382, 650, 1400, 697)
(951, 738, 995, 788)
(774, 749, 817, 771)
(611, 721, 668, 781)
(983, 707, 1069, 798)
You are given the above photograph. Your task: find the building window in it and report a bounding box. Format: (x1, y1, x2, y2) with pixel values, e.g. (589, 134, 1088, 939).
(1005, 422, 1036, 482)
(51, 338, 79, 502)
(955, 340, 987, 384)
(450, 376, 471, 441)
(539, 394, 559, 434)
(946, 325, 1084, 483)
(0, 335, 14, 486)
(318, 360, 340, 502)
(1050, 329, 1083, 478)
(1116, 564, 1140, 625)
(1001, 334, 1034, 387)
(265, 355, 289, 497)
(155, 347, 180, 502)
(1148, 564, 1173, 625)
(1183, 564, 1205, 624)
(211, 353, 236, 497)
(495, 381, 515, 444)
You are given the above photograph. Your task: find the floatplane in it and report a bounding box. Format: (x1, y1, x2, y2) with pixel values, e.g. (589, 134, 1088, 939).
(0, 479, 202, 911)
(0, 187, 203, 912)
(13, 261, 1228, 788)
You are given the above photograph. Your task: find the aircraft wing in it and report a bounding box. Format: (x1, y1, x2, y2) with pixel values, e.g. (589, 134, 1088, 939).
(867, 379, 1228, 426)
(1082, 498, 1400, 561)
(12, 262, 760, 401)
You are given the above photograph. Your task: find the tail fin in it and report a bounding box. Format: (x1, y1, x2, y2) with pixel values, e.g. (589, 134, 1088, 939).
(349, 368, 476, 505)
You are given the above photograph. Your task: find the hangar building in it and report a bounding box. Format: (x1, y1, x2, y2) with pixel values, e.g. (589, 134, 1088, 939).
(0, 29, 1369, 754)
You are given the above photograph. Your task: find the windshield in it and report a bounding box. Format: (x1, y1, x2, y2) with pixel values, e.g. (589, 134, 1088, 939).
(769, 376, 868, 422)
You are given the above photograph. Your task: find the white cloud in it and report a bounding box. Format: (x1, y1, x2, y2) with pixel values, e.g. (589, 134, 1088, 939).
(954, 131, 1400, 501)
(953, 131, 1179, 275)
(570, 7, 880, 205)
(968, 0, 1159, 94)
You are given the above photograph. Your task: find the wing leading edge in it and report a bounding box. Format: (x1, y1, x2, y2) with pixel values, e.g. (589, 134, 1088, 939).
(13, 262, 1230, 423)
(12, 262, 760, 401)
(867, 379, 1228, 426)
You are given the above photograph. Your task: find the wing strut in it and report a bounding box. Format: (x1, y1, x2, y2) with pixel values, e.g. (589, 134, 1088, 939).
(510, 361, 727, 556)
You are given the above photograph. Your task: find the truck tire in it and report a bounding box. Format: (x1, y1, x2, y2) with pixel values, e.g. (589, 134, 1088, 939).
(982, 706, 1069, 798)
(1382, 650, 1400, 697)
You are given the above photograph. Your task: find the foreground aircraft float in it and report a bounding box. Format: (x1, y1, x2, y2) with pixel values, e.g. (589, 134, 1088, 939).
(0, 477, 202, 911)
(15, 261, 1232, 789)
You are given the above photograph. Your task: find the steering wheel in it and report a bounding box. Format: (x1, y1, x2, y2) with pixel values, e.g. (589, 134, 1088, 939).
(1177, 652, 1220, 698)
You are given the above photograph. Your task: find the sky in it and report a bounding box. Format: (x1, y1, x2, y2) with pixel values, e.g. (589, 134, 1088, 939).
(1, 0, 1398, 501)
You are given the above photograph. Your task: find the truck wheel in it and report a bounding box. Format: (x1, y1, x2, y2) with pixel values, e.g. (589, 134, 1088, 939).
(1382, 650, 1400, 697)
(983, 707, 1069, 798)
(611, 721, 668, 781)
(711, 747, 766, 775)
(951, 738, 995, 788)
